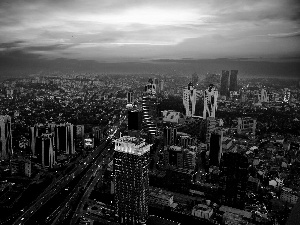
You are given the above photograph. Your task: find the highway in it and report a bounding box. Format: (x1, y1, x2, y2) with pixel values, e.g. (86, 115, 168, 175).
(69, 149, 114, 225)
(50, 148, 113, 225)
(12, 139, 111, 225)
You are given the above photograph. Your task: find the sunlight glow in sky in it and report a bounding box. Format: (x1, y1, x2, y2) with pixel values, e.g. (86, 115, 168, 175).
(0, 0, 299, 61)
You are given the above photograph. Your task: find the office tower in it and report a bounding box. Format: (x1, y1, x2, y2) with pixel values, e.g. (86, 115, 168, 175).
(220, 152, 249, 208)
(127, 90, 134, 104)
(183, 149, 196, 170)
(203, 84, 218, 119)
(75, 125, 85, 141)
(192, 73, 199, 85)
(11, 157, 31, 177)
(128, 110, 143, 131)
(92, 126, 103, 145)
(30, 124, 53, 156)
(209, 131, 223, 167)
(0, 115, 12, 160)
(237, 117, 256, 135)
(183, 82, 197, 117)
(159, 79, 164, 92)
(163, 127, 177, 146)
(229, 70, 238, 92)
(55, 123, 75, 154)
(35, 133, 56, 168)
(220, 70, 230, 96)
(114, 136, 151, 224)
(153, 78, 160, 93)
(283, 88, 291, 103)
(206, 117, 217, 144)
(142, 79, 158, 136)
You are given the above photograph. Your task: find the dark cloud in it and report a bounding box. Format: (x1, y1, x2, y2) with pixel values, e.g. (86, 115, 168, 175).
(24, 44, 77, 51)
(0, 41, 24, 49)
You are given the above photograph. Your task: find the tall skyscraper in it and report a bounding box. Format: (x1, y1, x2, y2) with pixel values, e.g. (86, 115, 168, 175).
(114, 136, 151, 224)
(128, 110, 143, 131)
(142, 79, 159, 136)
(55, 123, 75, 154)
(0, 115, 12, 160)
(183, 82, 197, 117)
(220, 70, 230, 96)
(203, 84, 218, 119)
(209, 130, 223, 167)
(35, 133, 56, 168)
(229, 70, 238, 92)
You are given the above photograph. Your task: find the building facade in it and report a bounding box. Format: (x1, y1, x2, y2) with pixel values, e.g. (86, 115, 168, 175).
(0, 115, 12, 160)
(203, 84, 218, 119)
(114, 136, 151, 224)
(183, 82, 197, 117)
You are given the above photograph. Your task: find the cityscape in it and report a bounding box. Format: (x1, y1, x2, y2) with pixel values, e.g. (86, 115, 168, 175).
(0, 1, 300, 225)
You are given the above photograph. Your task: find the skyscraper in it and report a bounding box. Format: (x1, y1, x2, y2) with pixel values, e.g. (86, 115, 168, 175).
(114, 136, 151, 224)
(142, 79, 158, 136)
(35, 133, 56, 168)
(183, 82, 197, 117)
(229, 70, 238, 92)
(209, 131, 223, 167)
(203, 84, 218, 119)
(163, 127, 177, 146)
(128, 110, 143, 131)
(220, 70, 230, 96)
(55, 123, 75, 154)
(0, 115, 12, 160)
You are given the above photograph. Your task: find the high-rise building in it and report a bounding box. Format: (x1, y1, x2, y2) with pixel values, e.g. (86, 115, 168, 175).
(229, 70, 238, 92)
(35, 133, 56, 168)
(220, 70, 230, 96)
(55, 123, 75, 154)
(153, 78, 160, 93)
(92, 126, 103, 145)
(220, 152, 249, 208)
(209, 131, 223, 167)
(206, 117, 217, 144)
(128, 110, 143, 131)
(0, 115, 12, 160)
(183, 82, 197, 117)
(114, 136, 151, 224)
(163, 127, 177, 146)
(142, 79, 159, 136)
(127, 90, 134, 104)
(75, 125, 85, 142)
(203, 84, 218, 119)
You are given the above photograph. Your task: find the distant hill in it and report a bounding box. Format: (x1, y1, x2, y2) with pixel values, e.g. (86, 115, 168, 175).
(0, 51, 299, 80)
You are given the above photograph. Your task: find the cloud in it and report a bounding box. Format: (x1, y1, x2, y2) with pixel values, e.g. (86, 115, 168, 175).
(268, 31, 300, 38)
(0, 0, 299, 60)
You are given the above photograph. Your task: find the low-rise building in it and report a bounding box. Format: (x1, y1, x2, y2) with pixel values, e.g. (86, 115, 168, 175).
(280, 187, 299, 204)
(192, 204, 213, 219)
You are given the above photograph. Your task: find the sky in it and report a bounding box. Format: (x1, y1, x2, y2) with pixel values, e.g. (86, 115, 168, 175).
(0, 0, 300, 62)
